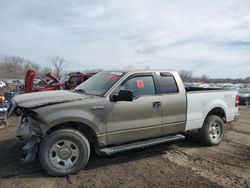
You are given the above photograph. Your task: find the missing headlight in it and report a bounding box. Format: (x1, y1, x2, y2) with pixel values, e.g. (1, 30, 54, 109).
(7, 99, 16, 118)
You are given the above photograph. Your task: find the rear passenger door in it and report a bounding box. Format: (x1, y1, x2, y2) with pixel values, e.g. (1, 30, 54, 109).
(157, 72, 187, 135)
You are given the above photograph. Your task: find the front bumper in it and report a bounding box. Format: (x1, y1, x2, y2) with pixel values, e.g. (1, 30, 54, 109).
(234, 112, 240, 121)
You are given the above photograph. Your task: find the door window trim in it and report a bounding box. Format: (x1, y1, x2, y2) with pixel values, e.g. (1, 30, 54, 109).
(110, 72, 160, 101)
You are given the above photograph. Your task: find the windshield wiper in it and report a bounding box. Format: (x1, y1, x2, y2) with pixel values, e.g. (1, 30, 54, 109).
(74, 89, 86, 93)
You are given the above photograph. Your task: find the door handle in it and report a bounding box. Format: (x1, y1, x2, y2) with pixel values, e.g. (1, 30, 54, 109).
(153, 102, 161, 108)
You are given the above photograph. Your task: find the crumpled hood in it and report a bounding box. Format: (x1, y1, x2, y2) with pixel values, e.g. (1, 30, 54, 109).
(13, 90, 91, 108)
(46, 72, 60, 83)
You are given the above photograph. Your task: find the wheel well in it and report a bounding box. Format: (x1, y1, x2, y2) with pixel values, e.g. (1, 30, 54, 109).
(206, 107, 226, 122)
(47, 122, 98, 146)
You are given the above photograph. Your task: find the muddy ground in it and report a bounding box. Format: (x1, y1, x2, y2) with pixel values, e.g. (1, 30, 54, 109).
(0, 101, 249, 187)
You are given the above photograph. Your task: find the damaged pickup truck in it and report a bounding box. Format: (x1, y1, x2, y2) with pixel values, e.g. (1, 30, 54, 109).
(7, 70, 239, 176)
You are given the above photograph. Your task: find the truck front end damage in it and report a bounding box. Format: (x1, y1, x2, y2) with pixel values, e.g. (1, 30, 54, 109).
(16, 115, 47, 140)
(17, 116, 48, 162)
(8, 100, 47, 163)
(7, 90, 88, 164)
(16, 118, 43, 163)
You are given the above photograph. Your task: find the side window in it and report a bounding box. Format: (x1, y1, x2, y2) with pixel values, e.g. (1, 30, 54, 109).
(121, 76, 156, 98)
(159, 74, 178, 94)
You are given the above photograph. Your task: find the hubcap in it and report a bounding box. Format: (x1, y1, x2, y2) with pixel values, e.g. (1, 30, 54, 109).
(209, 122, 221, 141)
(49, 140, 79, 170)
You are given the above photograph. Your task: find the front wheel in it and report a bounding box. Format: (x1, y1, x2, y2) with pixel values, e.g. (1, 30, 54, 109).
(39, 129, 90, 176)
(198, 115, 224, 146)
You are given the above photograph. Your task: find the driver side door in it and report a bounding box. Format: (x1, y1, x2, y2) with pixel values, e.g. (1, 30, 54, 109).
(106, 73, 163, 145)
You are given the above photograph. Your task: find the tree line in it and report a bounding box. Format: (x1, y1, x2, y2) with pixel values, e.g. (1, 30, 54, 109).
(0, 55, 249, 83)
(0, 55, 66, 79)
(179, 70, 250, 83)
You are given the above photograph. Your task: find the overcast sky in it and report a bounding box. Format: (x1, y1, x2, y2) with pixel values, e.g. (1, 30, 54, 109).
(0, 0, 250, 78)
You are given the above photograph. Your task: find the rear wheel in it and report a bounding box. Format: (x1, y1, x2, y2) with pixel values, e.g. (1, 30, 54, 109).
(39, 129, 90, 176)
(198, 115, 224, 146)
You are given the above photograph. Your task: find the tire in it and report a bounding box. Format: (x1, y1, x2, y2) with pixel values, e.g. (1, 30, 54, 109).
(198, 115, 224, 146)
(245, 98, 250, 106)
(39, 129, 90, 176)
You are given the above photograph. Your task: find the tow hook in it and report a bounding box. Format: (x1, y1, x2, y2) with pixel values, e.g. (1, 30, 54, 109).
(22, 137, 39, 163)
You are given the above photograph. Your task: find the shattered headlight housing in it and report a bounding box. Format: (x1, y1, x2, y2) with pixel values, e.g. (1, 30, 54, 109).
(7, 99, 16, 118)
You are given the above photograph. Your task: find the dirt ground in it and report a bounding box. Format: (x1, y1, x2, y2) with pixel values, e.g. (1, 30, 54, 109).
(0, 103, 249, 187)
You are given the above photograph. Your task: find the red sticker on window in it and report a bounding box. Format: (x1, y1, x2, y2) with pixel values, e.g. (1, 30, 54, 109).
(136, 80, 144, 88)
(108, 75, 118, 81)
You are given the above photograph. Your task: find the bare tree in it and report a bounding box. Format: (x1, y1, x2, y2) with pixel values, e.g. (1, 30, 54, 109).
(0, 55, 40, 79)
(179, 70, 193, 82)
(200, 74, 210, 82)
(37, 66, 53, 77)
(24, 60, 41, 74)
(48, 56, 67, 77)
(245, 77, 250, 83)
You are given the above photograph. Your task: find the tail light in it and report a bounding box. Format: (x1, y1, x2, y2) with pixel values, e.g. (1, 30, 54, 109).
(235, 95, 239, 107)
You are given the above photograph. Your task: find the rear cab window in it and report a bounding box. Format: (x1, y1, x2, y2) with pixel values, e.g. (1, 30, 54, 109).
(159, 72, 178, 94)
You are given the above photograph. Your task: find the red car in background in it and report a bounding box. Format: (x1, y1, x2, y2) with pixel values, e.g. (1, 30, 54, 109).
(24, 70, 61, 93)
(24, 70, 96, 93)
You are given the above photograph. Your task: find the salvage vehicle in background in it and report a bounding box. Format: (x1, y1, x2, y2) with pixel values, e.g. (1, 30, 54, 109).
(223, 85, 243, 91)
(32, 79, 61, 92)
(24, 69, 61, 93)
(25, 70, 96, 93)
(238, 88, 250, 106)
(60, 72, 96, 90)
(7, 70, 239, 176)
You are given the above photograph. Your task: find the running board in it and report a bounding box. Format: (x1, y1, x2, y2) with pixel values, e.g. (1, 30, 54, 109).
(99, 134, 185, 155)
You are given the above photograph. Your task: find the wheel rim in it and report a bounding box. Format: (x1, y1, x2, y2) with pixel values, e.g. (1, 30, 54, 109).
(49, 140, 80, 170)
(209, 122, 222, 142)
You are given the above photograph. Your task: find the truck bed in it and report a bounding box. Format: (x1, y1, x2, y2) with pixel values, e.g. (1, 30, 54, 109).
(185, 90, 238, 131)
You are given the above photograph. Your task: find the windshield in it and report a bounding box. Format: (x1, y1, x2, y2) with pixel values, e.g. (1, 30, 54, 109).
(74, 71, 124, 96)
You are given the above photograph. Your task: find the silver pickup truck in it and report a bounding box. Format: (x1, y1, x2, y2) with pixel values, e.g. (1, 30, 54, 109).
(7, 70, 239, 176)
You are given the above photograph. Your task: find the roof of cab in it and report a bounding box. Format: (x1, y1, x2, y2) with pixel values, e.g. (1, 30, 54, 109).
(110, 69, 178, 74)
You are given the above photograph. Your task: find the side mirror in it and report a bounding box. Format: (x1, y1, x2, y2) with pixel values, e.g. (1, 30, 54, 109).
(113, 90, 133, 102)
